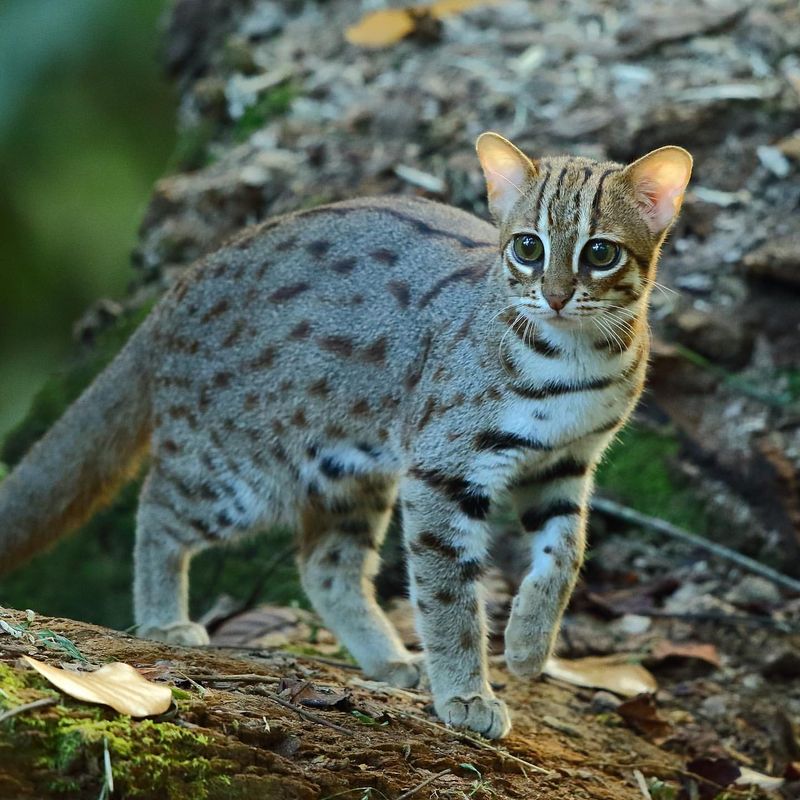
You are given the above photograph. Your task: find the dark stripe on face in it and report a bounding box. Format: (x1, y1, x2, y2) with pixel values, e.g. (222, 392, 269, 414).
(410, 467, 491, 519)
(589, 168, 622, 233)
(510, 374, 617, 400)
(531, 169, 551, 223)
(520, 500, 581, 532)
(515, 457, 588, 487)
(506, 315, 560, 356)
(548, 166, 569, 227)
(474, 430, 550, 452)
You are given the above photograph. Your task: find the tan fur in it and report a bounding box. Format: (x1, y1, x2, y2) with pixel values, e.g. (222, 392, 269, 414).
(0, 319, 154, 571)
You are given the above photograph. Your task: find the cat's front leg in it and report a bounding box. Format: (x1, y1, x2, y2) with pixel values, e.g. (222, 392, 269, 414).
(505, 465, 590, 677)
(401, 469, 511, 739)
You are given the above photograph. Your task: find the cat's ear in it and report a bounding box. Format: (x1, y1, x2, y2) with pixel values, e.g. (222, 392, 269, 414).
(624, 146, 693, 234)
(476, 132, 537, 220)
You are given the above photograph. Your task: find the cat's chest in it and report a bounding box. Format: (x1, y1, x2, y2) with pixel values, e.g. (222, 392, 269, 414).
(467, 343, 641, 491)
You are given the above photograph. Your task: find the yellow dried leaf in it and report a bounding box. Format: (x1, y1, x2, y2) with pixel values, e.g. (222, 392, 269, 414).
(544, 655, 658, 698)
(23, 656, 172, 717)
(345, 8, 417, 48)
(345, 0, 501, 48)
(429, 0, 501, 20)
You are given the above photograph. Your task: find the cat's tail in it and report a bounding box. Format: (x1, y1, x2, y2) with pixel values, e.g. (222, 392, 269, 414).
(0, 320, 154, 574)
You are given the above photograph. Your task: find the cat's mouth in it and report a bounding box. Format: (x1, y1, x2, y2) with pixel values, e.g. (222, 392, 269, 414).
(518, 305, 583, 327)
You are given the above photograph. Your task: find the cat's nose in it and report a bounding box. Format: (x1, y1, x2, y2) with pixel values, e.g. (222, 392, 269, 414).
(544, 289, 574, 312)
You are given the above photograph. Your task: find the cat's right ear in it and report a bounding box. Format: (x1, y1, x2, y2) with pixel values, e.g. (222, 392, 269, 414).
(476, 132, 537, 221)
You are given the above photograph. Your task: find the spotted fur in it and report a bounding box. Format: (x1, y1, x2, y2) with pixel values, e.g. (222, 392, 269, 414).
(0, 134, 691, 739)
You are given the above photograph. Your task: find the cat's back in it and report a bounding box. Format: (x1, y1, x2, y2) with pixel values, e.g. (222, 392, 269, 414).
(152, 195, 499, 406)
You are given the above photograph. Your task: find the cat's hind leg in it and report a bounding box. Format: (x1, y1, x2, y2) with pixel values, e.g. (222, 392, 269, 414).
(298, 477, 420, 688)
(133, 486, 211, 646)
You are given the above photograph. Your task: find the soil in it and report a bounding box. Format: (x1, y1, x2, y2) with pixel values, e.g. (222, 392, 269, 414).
(1, 608, 674, 800)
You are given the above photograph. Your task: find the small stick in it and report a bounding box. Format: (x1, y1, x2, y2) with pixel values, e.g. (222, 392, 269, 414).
(276, 652, 361, 671)
(396, 768, 452, 800)
(400, 712, 553, 775)
(0, 696, 57, 723)
(187, 673, 282, 684)
(592, 497, 800, 594)
(251, 686, 354, 736)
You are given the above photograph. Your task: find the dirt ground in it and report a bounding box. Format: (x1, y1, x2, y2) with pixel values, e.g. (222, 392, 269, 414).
(0, 607, 688, 800)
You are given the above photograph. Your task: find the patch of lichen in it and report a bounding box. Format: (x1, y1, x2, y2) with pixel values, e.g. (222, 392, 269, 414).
(596, 423, 709, 533)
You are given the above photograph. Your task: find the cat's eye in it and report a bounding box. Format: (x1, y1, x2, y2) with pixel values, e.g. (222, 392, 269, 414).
(582, 239, 621, 270)
(512, 234, 544, 265)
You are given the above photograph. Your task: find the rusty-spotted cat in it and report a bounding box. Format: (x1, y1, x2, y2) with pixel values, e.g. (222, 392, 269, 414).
(0, 133, 691, 738)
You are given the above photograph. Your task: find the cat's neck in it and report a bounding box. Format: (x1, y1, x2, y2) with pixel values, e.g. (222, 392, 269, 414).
(491, 299, 649, 384)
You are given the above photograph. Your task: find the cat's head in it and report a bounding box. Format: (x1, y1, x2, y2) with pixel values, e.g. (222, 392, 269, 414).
(476, 132, 692, 328)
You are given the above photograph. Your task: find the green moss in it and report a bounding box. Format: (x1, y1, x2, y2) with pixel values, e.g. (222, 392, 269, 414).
(168, 120, 217, 173)
(596, 424, 709, 533)
(234, 83, 297, 141)
(0, 661, 54, 705)
(17, 705, 230, 799)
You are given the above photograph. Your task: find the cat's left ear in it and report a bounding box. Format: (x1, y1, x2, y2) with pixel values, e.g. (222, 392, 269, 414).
(476, 132, 537, 220)
(625, 146, 693, 234)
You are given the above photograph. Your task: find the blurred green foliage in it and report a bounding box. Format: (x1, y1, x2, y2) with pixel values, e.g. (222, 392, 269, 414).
(0, 0, 176, 438)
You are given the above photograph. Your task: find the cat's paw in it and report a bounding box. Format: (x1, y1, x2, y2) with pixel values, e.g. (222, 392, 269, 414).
(504, 615, 554, 678)
(370, 656, 426, 689)
(504, 643, 549, 678)
(436, 694, 511, 739)
(139, 622, 210, 647)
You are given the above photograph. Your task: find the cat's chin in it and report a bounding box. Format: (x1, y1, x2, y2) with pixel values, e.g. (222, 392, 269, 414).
(539, 312, 582, 329)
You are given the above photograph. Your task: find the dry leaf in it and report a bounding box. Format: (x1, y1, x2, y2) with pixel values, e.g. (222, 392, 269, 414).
(617, 694, 672, 742)
(345, 0, 500, 49)
(735, 767, 784, 791)
(429, 0, 500, 19)
(650, 640, 721, 669)
(278, 677, 352, 710)
(23, 656, 172, 717)
(544, 655, 658, 698)
(686, 757, 741, 799)
(345, 8, 418, 48)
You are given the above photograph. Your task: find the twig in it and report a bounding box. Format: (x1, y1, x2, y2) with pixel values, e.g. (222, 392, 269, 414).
(251, 686, 354, 736)
(396, 768, 451, 800)
(592, 497, 800, 594)
(187, 673, 282, 684)
(636, 609, 799, 633)
(399, 712, 553, 775)
(274, 651, 361, 671)
(201, 644, 361, 670)
(0, 696, 57, 723)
